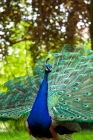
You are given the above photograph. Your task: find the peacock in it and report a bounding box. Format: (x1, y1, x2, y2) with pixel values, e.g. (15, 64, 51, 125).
(1, 46, 93, 140)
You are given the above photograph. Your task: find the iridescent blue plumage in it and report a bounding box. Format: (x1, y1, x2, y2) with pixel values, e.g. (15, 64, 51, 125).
(27, 59, 53, 138)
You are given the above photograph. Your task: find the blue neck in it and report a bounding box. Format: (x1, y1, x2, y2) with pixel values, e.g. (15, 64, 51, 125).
(27, 71, 51, 128)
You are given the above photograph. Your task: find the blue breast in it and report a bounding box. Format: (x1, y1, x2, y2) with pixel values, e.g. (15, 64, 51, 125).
(27, 72, 52, 137)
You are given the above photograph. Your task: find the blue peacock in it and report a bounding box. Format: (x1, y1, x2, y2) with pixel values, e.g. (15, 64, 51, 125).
(0, 46, 93, 140)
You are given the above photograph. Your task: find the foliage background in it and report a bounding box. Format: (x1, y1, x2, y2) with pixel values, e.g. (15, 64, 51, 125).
(0, 0, 92, 90)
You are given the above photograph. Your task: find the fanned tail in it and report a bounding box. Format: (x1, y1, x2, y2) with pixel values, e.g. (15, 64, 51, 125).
(0, 75, 41, 120)
(48, 47, 93, 123)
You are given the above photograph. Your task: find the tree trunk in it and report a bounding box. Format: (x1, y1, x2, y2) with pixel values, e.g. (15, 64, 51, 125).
(90, 0, 93, 50)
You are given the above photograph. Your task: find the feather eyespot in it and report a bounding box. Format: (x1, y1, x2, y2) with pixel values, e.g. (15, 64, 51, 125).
(83, 104, 89, 108)
(63, 102, 67, 105)
(75, 98, 81, 101)
(26, 97, 29, 100)
(72, 87, 77, 91)
(60, 115, 64, 118)
(12, 98, 16, 101)
(84, 92, 91, 96)
(77, 115, 81, 118)
(75, 98, 79, 101)
(64, 107, 68, 110)
(3, 99, 7, 102)
(15, 102, 20, 106)
(70, 116, 74, 120)
(74, 82, 79, 86)
(17, 114, 20, 117)
(66, 94, 71, 97)
(83, 117, 88, 120)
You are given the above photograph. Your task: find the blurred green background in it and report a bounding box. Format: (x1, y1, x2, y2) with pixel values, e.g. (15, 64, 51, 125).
(0, 0, 93, 89)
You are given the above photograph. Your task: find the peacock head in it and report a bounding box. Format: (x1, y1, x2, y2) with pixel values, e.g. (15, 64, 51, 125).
(45, 58, 52, 73)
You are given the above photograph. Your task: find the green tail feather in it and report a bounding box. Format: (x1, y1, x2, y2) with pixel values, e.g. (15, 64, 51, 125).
(48, 48, 93, 123)
(0, 76, 40, 120)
